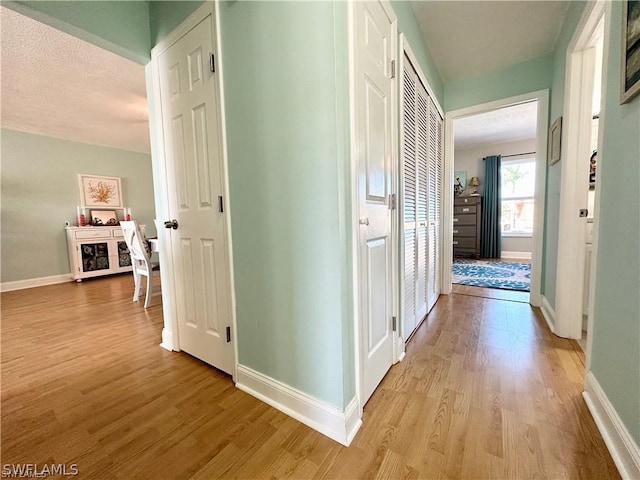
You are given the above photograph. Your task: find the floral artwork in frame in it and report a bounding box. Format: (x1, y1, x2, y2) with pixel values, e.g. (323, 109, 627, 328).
(78, 174, 123, 208)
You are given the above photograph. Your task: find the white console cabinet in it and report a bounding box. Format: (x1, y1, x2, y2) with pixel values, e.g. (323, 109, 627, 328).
(66, 226, 134, 281)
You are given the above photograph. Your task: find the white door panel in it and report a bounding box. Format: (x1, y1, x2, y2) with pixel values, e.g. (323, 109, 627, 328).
(157, 15, 233, 374)
(354, 0, 396, 405)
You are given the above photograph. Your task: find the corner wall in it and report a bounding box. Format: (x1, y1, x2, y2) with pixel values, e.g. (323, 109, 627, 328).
(6, 0, 151, 64)
(219, 0, 351, 408)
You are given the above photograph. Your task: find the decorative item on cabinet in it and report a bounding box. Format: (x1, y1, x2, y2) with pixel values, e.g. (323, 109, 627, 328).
(453, 196, 481, 259)
(469, 176, 480, 195)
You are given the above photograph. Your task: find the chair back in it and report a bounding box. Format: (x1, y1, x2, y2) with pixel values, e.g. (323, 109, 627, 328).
(120, 221, 150, 266)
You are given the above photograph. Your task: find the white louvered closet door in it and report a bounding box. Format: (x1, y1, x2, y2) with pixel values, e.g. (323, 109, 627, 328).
(402, 63, 418, 337)
(402, 55, 444, 340)
(427, 97, 443, 311)
(415, 81, 429, 321)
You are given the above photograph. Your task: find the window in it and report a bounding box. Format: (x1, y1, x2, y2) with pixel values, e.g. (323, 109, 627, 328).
(501, 158, 535, 236)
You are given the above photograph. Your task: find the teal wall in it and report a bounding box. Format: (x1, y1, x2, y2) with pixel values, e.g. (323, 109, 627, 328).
(149, 1, 204, 48)
(1, 129, 156, 283)
(392, 0, 444, 103)
(590, 1, 640, 445)
(6, 1, 151, 64)
(444, 53, 554, 112)
(219, 1, 351, 407)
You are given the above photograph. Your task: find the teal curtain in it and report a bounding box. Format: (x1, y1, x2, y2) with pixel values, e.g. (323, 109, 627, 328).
(481, 155, 501, 258)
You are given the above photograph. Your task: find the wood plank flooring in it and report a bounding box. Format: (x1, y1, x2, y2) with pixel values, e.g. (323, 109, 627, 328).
(1, 275, 619, 479)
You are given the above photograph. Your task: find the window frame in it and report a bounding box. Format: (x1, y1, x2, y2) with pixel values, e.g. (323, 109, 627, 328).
(500, 157, 536, 238)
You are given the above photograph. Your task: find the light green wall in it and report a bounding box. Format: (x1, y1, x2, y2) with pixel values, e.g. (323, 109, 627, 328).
(444, 53, 554, 112)
(590, 1, 640, 445)
(1, 129, 156, 283)
(149, 1, 203, 48)
(391, 0, 444, 103)
(5, 1, 151, 64)
(219, 1, 351, 407)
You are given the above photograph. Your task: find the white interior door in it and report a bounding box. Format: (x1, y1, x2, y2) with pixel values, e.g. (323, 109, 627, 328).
(427, 98, 443, 311)
(416, 79, 429, 319)
(402, 63, 418, 337)
(156, 14, 233, 374)
(354, 0, 396, 404)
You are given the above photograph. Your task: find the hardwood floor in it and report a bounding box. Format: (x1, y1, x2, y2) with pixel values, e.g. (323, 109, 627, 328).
(1, 275, 619, 479)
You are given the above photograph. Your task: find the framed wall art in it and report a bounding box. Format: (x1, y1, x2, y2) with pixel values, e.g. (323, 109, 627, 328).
(90, 209, 119, 226)
(622, 0, 640, 103)
(454, 170, 467, 196)
(548, 117, 562, 165)
(78, 174, 123, 208)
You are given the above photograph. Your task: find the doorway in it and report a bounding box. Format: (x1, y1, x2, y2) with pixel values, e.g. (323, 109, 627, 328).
(443, 90, 549, 308)
(450, 102, 538, 303)
(555, 2, 605, 352)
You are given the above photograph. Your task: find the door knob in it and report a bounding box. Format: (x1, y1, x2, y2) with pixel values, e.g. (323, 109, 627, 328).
(359, 218, 370, 225)
(164, 219, 179, 230)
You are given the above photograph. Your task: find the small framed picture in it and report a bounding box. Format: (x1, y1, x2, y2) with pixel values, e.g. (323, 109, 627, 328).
(454, 170, 467, 196)
(78, 174, 123, 208)
(621, 0, 640, 104)
(548, 117, 562, 165)
(90, 210, 119, 226)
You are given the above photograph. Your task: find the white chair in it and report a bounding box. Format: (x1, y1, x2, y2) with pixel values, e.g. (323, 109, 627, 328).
(120, 221, 157, 308)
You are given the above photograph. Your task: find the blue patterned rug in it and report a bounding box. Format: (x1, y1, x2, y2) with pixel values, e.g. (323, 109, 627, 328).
(452, 259, 531, 292)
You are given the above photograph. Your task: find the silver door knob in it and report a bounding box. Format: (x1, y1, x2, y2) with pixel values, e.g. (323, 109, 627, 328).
(164, 219, 179, 230)
(359, 218, 370, 225)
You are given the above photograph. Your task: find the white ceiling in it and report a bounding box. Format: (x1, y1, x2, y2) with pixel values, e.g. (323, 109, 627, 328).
(454, 101, 538, 151)
(411, 1, 568, 151)
(0, 6, 150, 154)
(0, 2, 570, 156)
(411, 1, 571, 82)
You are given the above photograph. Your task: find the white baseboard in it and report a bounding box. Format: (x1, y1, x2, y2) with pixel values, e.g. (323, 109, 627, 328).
(1, 273, 72, 292)
(236, 364, 362, 446)
(583, 371, 640, 479)
(540, 295, 556, 334)
(501, 250, 532, 260)
(159, 328, 175, 352)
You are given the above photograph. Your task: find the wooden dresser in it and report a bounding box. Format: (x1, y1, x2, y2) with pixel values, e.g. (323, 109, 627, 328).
(453, 196, 481, 258)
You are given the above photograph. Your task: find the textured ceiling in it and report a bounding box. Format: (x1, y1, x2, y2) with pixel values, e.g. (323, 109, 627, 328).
(1, 2, 568, 156)
(454, 101, 538, 151)
(0, 6, 150, 154)
(412, 1, 570, 82)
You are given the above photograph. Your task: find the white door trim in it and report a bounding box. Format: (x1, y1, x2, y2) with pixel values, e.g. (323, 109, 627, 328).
(555, 0, 605, 341)
(148, 1, 238, 380)
(443, 90, 549, 306)
(348, 0, 399, 414)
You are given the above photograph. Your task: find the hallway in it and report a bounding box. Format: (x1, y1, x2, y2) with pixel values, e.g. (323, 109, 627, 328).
(1, 276, 619, 478)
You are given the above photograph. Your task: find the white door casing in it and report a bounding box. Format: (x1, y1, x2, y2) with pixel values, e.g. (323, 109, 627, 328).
(556, 1, 605, 342)
(352, 0, 397, 405)
(443, 90, 548, 307)
(153, 8, 234, 374)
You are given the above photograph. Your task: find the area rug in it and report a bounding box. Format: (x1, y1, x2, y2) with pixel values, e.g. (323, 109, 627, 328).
(452, 258, 531, 292)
